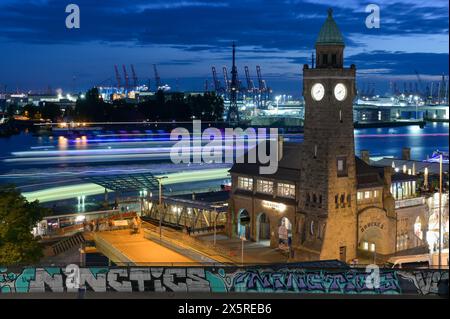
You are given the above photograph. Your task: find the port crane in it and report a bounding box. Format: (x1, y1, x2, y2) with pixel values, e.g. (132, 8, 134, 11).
(153, 64, 161, 91)
(122, 65, 129, 91)
(114, 65, 122, 90)
(211, 66, 222, 93)
(130, 64, 138, 88)
(244, 66, 254, 94)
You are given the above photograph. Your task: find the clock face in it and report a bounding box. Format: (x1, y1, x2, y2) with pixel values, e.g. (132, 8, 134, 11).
(334, 83, 347, 101)
(311, 83, 325, 101)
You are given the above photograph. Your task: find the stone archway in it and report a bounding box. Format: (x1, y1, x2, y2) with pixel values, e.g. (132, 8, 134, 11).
(278, 216, 293, 251)
(237, 209, 251, 240)
(256, 213, 270, 245)
(359, 227, 383, 256)
(358, 206, 396, 256)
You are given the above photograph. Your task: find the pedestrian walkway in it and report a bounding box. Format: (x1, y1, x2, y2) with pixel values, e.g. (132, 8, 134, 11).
(141, 222, 289, 265)
(95, 229, 197, 266)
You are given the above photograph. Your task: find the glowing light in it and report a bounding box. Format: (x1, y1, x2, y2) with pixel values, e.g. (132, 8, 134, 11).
(262, 200, 287, 212)
(75, 215, 86, 222)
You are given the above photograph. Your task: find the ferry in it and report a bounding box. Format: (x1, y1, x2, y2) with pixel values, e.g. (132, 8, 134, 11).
(425, 150, 449, 164)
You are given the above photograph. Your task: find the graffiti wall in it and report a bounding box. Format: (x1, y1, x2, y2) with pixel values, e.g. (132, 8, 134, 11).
(0, 266, 448, 296)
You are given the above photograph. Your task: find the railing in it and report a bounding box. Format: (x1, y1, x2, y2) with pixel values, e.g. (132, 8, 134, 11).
(93, 233, 135, 266)
(142, 227, 238, 264)
(395, 196, 425, 209)
(51, 232, 85, 256)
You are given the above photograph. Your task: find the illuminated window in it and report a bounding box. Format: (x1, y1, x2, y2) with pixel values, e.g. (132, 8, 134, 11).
(357, 192, 363, 201)
(257, 179, 273, 194)
(364, 191, 371, 199)
(362, 242, 369, 250)
(277, 183, 295, 198)
(237, 176, 253, 191)
(373, 190, 379, 198)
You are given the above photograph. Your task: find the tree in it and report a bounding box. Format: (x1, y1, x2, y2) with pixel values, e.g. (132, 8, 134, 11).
(40, 102, 62, 122)
(22, 104, 40, 119)
(0, 185, 49, 265)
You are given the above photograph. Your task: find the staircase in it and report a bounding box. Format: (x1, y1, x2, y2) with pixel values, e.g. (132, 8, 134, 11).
(51, 232, 86, 256)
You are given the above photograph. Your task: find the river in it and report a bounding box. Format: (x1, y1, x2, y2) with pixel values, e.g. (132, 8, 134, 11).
(0, 122, 447, 210)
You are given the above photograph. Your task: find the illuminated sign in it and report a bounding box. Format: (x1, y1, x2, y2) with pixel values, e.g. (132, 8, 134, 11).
(262, 200, 287, 212)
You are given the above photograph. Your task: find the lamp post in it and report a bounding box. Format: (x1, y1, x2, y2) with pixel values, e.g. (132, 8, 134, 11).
(156, 176, 168, 241)
(438, 154, 442, 269)
(211, 204, 221, 247)
(241, 235, 245, 267)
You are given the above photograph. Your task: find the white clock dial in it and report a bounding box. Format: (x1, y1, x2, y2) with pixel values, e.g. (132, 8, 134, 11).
(311, 83, 325, 101)
(334, 83, 347, 101)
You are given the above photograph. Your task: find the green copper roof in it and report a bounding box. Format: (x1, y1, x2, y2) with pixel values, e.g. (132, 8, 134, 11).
(315, 8, 345, 46)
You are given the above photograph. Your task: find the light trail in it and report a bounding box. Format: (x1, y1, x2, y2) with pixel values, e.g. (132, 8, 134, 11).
(22, 168, 230, 203)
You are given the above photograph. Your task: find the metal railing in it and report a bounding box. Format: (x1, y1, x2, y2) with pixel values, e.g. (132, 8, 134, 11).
(395, 196, 425, 209)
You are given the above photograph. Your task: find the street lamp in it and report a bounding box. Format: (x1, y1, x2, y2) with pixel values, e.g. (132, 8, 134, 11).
(438, 154, 443, 269)
(156, 176, 168, 240)
(211, 204, 221, 247)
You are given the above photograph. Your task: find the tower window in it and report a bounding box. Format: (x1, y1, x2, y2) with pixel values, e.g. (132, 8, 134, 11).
(337, 156, 348, 177)
(347, 194, 351, 207)
(332, 54, 337, 65)
(335, 194, 339, 208)
(322, 54, 328, 65)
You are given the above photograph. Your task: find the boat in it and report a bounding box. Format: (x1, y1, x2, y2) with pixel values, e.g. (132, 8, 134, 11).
(425, 150, 449, 164)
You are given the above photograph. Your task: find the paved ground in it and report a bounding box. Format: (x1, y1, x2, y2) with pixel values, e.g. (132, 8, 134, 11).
(139, 222, 291, 265)
(96, 229, 197, 266)
(198, 234, 290, 264)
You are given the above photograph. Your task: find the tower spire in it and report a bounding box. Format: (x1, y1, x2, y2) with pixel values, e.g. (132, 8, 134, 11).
(227, 41, 240, 124)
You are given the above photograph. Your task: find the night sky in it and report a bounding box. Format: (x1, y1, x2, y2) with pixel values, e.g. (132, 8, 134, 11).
(0, 0, 448, 95)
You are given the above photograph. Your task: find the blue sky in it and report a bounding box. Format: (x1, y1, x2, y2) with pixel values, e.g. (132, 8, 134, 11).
(0, 0, 448, 95)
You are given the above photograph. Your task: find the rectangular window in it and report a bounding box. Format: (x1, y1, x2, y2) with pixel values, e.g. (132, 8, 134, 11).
(357, 192, 363, 201)
(257, 179, 274, 194)
(364, 191, 371, 199)
(336, 156, 348, 177)
(373, 190, 379, 198)
(237, 176, 253, 191)
(277, 183, 295, 198)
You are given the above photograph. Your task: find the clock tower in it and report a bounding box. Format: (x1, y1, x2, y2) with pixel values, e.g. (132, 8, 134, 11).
(299, 8, 358, 262)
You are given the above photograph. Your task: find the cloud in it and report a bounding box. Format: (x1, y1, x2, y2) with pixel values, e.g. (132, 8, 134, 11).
(0, 0, 447, 91)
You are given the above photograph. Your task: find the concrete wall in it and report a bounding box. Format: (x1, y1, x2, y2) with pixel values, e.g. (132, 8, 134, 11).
(1, 266, 448, 296)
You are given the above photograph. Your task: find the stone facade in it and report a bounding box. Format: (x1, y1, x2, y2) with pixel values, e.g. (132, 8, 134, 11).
(228, 10, 399, 263)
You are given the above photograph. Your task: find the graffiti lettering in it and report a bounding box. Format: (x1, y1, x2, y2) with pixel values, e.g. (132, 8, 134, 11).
(0, 266, 447, 296)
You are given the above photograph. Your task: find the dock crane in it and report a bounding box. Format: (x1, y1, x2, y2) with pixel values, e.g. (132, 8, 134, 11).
(211, 66, 221, 92)
(122, 65, 129, 91)
(114, 65, 122, 89)
(130, 64, 138, 88)
(244, 66, 254, 93)
(153, 64, 161, 91)
(256, 65, 270, 106)
(256, 65, 265, 93)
